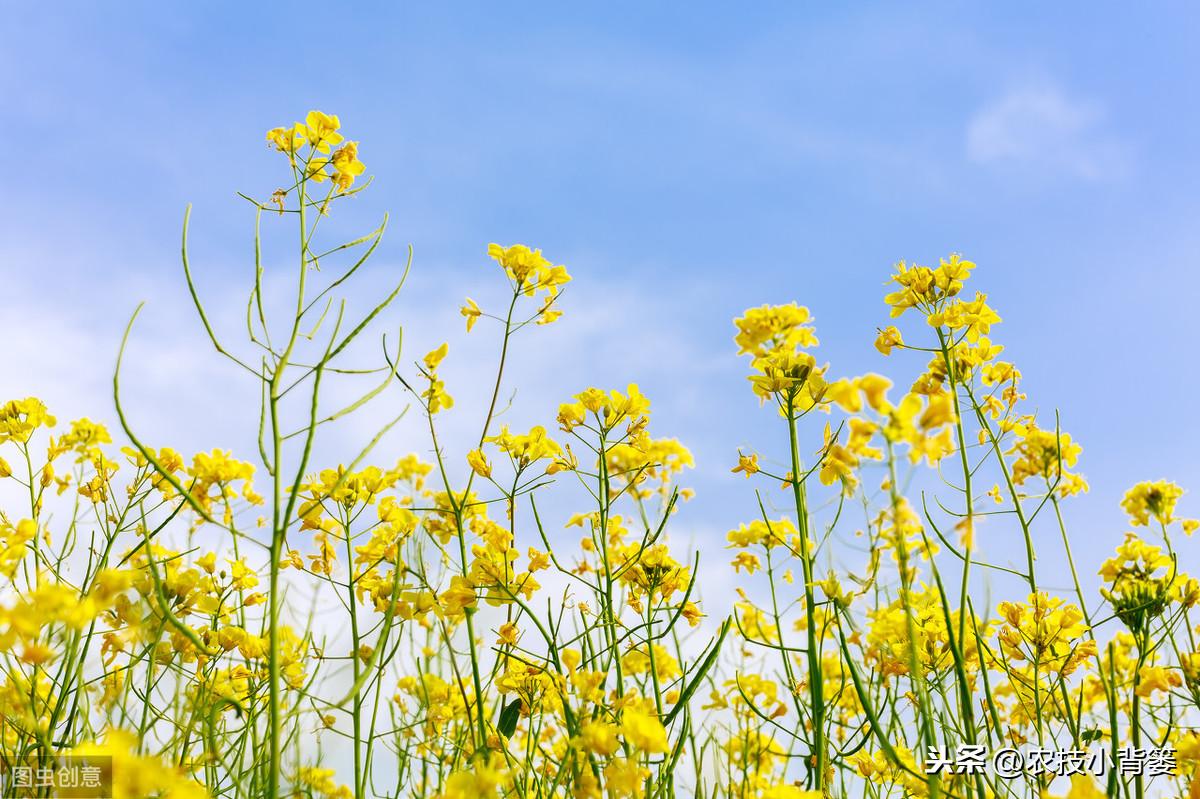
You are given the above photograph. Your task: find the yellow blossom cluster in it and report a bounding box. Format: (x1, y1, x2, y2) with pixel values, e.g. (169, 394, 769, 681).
(6, 118, 1200, 799)
(267, 110, 365, 191)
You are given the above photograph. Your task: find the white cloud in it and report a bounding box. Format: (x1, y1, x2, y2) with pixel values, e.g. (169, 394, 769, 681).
(966, 85, 1130, 180)
(0, 241, 731, 526)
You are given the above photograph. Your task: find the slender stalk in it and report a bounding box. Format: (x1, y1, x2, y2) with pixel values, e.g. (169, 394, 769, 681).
(784, 395, 826, 789)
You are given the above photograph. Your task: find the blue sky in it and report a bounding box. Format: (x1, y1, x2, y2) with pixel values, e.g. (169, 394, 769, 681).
(2, 3, 1197, 597)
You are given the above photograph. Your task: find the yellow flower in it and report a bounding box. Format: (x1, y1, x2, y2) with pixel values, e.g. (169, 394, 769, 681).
(734, 303, 818, 357)
(217, 626, 247, 652)
(485, 425, 562, 471)
(731, 552, 762, 576)
(576, 387, 607, 413)
(186, 449, 263, 521)
(305, 157, 330, 182)
(818, 425, 859, 493)
(1007, 422, 1088, 498)
(331, 141, 364, 190)
(818, 572, 852, 608)
(460, 298, 482, 331)
(726, 516, 797, 549)
(918, 391, 956, 429)
(418, 344, 455, 413)
(1099, 532, 1174, 633)
(19, 642, 56, 665)
(296, 765, 354, 799)
(747, 349, 827, 407)
(53, 417, 112, 461)
(619, 706, 668, 753)
(606, 384, 651, 420)
(602, 758, 647, 798)
(1, 518, 37, 579)
(70, 729, 209, 799)
(731, 451, 759, 477)
(0, 396, 57, 444)
(874, 325, 904, 355)
(856, 373, 892, 412)
(484, 243, 571, 303)
(547, 444, 578, 474)
(1121, 480, 1185, 527)
(944, 291, 1001, 341)
(825, 378, 861, 411)
(303, 110, 344, 154)
(437, 755, 508, 799)
(576, 719, 620, 756)
(557, 401, 586, 431)
(487, 243, 554, 287)
(884, 254, 975, 316)
(527, 547, 550, 572)
(995, 592, 1095, 677)
(266, 123, 306, 154)
(735, 599, 779, 643)
(467, 448, 492, 478)
(439, 575, 477, 618)
(1135, 665, 1182, 698)
(496, 621, 520, 646)
(535, 295, 563, 325)
(423, 342, 449, 372)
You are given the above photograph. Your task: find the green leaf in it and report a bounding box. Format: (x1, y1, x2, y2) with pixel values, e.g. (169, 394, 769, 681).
(497, 698, 522, 739)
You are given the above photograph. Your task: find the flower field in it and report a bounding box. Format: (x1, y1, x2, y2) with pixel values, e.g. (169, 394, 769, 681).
(1, 111, 1197, 799)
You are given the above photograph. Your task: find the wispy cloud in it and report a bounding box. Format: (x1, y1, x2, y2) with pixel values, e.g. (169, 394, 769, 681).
(966, 84, 1130, 180)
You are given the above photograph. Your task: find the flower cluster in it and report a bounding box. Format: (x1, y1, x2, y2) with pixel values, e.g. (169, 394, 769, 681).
(267, 110, 365, 191)
(4, 118, 1199, 799)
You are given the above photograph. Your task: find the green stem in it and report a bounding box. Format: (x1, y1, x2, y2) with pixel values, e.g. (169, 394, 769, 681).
(785, 395, 826, 789)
